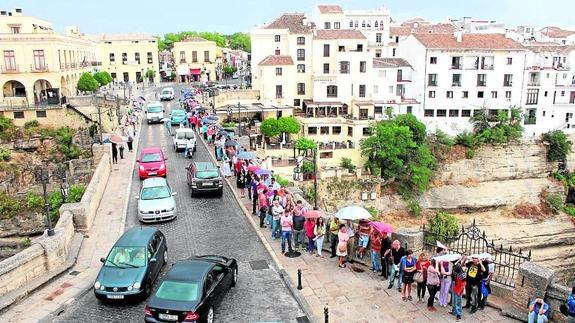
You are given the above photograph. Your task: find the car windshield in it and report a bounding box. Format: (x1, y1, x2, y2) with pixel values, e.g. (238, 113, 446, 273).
(172, 111, 185, 116)
(147, 106, 162, 113)
(105, 246, 147, 268)
(155, 281, 200, 302)
(141, 186, 171, 200)
(177, 132, 195, 140)
(141, 153, 162, 163)
(196, 170, 219, 179)
(161, 90, 171, 95)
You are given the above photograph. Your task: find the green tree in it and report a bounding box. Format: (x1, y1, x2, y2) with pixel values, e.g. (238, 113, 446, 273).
(223, 66, 234, 77)
(295, 138, 316, 150)
(77, 72, 99, 92)
(145, 69, 156, 81)
(394, 114, 427, 145)
(543, 130, 572, 162)
(93, 71, 112, 86)
(199, 32, 226, 47)
(277, 116, 300, 134)
(260, 118, 281, 138)
(229, 32, 251, 51)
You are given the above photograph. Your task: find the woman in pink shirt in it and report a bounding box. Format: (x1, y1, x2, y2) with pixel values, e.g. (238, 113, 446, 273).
(280, 211, 294, 254)
(305, 218, 316, 254)
(336, 224, 349, 268)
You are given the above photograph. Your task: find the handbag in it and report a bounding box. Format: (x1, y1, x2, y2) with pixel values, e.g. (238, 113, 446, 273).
(338, 242, 347, 253)
(414, 272, 424, 283)
(560, 304, 568, 316)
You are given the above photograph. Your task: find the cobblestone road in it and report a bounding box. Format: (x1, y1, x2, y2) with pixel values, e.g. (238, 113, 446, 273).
(53, 86, 306, 323)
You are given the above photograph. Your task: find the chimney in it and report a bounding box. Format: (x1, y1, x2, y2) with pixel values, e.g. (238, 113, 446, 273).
(455, 30, 463, 42)
(11, 8, 22, 16)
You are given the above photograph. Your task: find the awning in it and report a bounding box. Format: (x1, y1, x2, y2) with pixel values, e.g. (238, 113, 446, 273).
(190, 69, 201, 75)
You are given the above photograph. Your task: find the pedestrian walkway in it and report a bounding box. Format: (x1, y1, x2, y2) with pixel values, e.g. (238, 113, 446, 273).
(3, 99, 145, 322)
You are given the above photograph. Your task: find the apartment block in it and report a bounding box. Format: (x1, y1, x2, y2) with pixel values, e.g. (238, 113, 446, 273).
(173, 37, 217, 83)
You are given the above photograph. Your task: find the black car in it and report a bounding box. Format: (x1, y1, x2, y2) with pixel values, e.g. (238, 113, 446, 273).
(144, 255, 238, 323)
(94, 227, 168, 302)
(186, 162, 223, 197)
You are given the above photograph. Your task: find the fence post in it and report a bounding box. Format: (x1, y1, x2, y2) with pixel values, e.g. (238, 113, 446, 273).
(297, 269, 303, 290)
(324, 305, 329, 323)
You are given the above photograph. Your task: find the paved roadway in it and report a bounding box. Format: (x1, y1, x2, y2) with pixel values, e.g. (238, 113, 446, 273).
(53, 85, 306, 322)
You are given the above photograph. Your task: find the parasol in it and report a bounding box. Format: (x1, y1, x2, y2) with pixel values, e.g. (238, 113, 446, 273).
(207, 115, 219, 121)
(109, 135, 124, 144)
(335, 205, 372, 221)
(247, 165, 260, 172)
(225, 140, 238, 147)
(160, 117, 170, 123)
(254, 168, 271, 176)
(237, 151, 256, 160)
(369, 221, 395, 233)
(433, 253, 462, 262)
(304, 210, 325, 219)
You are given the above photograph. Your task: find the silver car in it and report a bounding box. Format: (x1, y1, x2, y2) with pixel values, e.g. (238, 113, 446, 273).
(137, 178, 177, 223)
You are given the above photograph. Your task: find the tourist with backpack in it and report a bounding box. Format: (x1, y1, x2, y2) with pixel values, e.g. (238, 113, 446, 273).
(451, 256, 468, 321)
(561, 286, 575, 323)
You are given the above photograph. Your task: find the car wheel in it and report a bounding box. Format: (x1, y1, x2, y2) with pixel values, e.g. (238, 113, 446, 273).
(190, 189, 195, 198)
(231, 267, 237, 287)
(193, 146, 197, 152)
(144, 281, 152, 298)
(163, 249, 168, 266)
(206, 306, 214, 323)
(217, 189, 223, 197)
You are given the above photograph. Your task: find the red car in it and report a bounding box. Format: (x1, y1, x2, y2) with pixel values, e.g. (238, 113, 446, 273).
(138, 147, 167, 179)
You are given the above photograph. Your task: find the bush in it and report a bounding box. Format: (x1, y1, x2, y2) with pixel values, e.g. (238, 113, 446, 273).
(465, 149, 475, 159)
(301, 160, 315, 174)
(295, 138, 316, 151)
(456, 131, 478, 149)
(21, 237, 31, 248)
(23, 120, 40, 129)
(407, 199, 422, 217)
(542, 130, 572, 162)
(54, 127, 81, 160)
(0, 116, 16, 141)
(564, 204, 575, 217)
(428, 212, 459, 236)
(434, 129, 455, 147)
(66, 185, 85, 203)
(274, 175, 290, 188)
(0, 148, 10, 161)
(221, 122, 236, 128)
(546, 192, 564, 215)
(277, 116, 300, 134)
(26, 192, 44, 211)
(48, 191, 64, 222)
(260, 118, 280, 138)
(340, 157, 356, 172)
(0, 192, 21, 219)
(94, 71, 113, 86)
(77, 72, 99, 92)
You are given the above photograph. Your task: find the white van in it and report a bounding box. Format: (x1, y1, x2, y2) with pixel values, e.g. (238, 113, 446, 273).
(145, 102, 164, 124)
(173, 128, 196, 152)
(159, 87, 175, 101)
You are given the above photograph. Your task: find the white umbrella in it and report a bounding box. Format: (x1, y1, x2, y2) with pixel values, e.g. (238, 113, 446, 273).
(161, 117, 170, 122)
(335, 205, 372, 221)
(433, 253, 462, 262)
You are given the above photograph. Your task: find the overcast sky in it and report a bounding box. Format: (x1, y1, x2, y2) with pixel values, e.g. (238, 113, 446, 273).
(2, 0, 572, 36)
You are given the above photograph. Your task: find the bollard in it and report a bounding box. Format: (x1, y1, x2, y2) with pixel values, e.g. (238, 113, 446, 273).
(297, 269, 303, 290)
(324, 305, 329, 323)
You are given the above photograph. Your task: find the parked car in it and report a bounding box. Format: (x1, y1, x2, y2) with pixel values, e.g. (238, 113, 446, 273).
(186, 162, 223, 197)
(94, 227, 168, 302)
(170, 109, 187, 125)
(138, 147, 167, 179)
(145, 102, 165, 124)
(144, 255, 237, 323)
(137, 178, 177, 223)
(173, 128, 196, 152)
(159, 87, 175, 101)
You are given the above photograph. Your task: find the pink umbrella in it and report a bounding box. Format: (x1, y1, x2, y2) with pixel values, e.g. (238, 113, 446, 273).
(369, 221, 395, 233)
(247, 165, 260, 172)
(304, 210, 325, 219)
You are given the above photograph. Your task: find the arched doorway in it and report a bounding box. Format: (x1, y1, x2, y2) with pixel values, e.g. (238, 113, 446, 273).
(2, 80, 27, 98)
(33, 79, 53, 105)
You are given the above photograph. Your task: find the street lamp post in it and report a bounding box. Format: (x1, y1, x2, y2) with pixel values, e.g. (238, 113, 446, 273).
(34, 165, 68, 237)
(237, 101, 243, 137)
(141, 68, 145, 91)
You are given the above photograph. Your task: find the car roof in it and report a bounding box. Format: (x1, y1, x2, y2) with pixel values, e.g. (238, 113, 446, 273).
(142, 177, 168, 188)
(115, 227, 158, 247)
(172, 109, 186, 114)
(193, 161, 216, 171)
(175, 128, 194, 133)
(162, 87, 174, 91)
(165, 260, 216, 282)
(146, 102, 162, 107)
(141, 147, 162, 154)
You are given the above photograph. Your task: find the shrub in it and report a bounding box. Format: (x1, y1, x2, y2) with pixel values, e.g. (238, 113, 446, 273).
(274, 175, 290, 188)
(295, 138, 316, 151)
(0, 116, 16, 141)
(0, 148, 10, 161)
(48, 191, 64, 222)
(23, 120, 40, 129)
(564, 204, 575, 217)
(77, 72, 99, 92)
(301, 160, 315, 174)
(66, 185, 85, 203)
(340, 157, 356, 172)
(542, 130, 572, 162)
(407, 199, 422, 217)
(546, 192, 564, 215)
(26, 192, 44, 211)
(456, 131, 478, 149)
(434, 129, 455, 147)
(21, 237, 31, 248)
(465, 149, 475, 159)
(428, 212, 459, 236)
(0, 192, 21, 219)
(221, 122, 236, 128)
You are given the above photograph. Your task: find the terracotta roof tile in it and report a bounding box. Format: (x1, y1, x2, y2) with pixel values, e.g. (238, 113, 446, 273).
(526, 44, 575, 54)
(264, 13, 312, 34)
(413, 33, 524, 50)
(317, 5, 343, 14)
(373, 57, 412, 68)
(390, 23, 456, 36)
(314, 29, 366, 40)
(258, 55, 294, 66)
(540, 26, 575, 38)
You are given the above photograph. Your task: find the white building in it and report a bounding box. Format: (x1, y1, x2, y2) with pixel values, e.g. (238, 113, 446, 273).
(398, 32, 526, 136)
(538, 27, 575, 45)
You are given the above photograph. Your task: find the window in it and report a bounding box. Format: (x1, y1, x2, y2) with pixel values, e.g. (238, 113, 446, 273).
(451, 56, 462, 69)
(449, 110, 459, 117)
(274, 49, 280, 55)
(526, 89, 539, 105)
(506, 91, 512, 98)
(362, 127, 371, 136)
(374, 106, 383, 114)
(362, 21, 366, 28)
(297, 49, 305, 61)
(430, 57, 437, 64)
(147, 52, 153, 64)
(561, 90, 566, 96)
(297, 37, 305, 45)
(477, 74, 486, 87)
(375, 21, 379, 28)
(324, 22, 331, 29)
(349, 21, 354, 28)
(376, 33, 382, 43)
(192, 51, 198, 62)
(339, 61, 350, 74)
(428, 74, 437, 86)
(544, 91, 548, 97)
(355, 20, 358, 28)
(428, 91, 435, 98)
(320, 152, 333, 159)
(179, 51, 185, 63)
(347, 127, 353, 136)
(297, 83, 305, 95)
(338, 46, 345, 52)
(294, 99, 301, 107)
(437, 109, 447, 117)
(275, 67, 282, 76)
(507, 57, 513, 65)
(308, 127, 317, 135)
(10, 26, 20, 34)
(135, 52, 140, 64)
(274, 35, 280, 42)
(297, 64, 305, 73)
(477, 91, 484, 98)
(452, 74, 461, 87)
(3, 50, 16, 70)
(204, 50, 210, 62)
(334, 22, 340, 29)
(320, 127, 329, 135)
(327, 85, 338, 98)
(123, 72, 129, 82)
(461, 109, 471, 117)
(111, 72, 117, 80)
(392, 48, 396, 57)
(360, 61, 366, 73)
(13, 111, 24, 119)
(275, 85, 283, 99)
(36, 110, 47, 118)
(109, 53, 115, 64)
(359, 85, 366, 97)
(504, 74, 513, 87)
(373, 85, 379, 94)
(463, 91, 469, 98)
(424, 109, 434, 117)
(407, 106, 413, 114)
(33, 50, 46, 70)
(446, 91, 453, 98)
(491, 91, 498, 98)
(333, 126, 341, 134)
(323, 63, 329, 74)
(323, 44, 330, 57)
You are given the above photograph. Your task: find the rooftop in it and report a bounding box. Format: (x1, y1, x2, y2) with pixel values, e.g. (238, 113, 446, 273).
(526, 44, 575, 54)
(373, 57, 412, 68)
(264, 13, 312, 34)
(116, 227, 158, 247)
(391, 23, 457, 36)
(314, 29, 366, 40)
(258, 55, 294, 66)
(317, 5, 343, 14)
(540, 26, 575, 39)
(85, 33, 156, 42)
(413, 33, 524, 50)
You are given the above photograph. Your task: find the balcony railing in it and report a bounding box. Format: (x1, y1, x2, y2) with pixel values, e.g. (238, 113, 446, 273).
(481, 64, 494, 70)
(503, 82, 513, 87)
(452, 82, 461, 87)
(528, 81, 540, 86)
(31, 64, 48, 72)
(428, 81, 437, 86)
(451, 64, 462, 70)
(0, 65, 19, 73)
(180, 59, 186, 63)
(477, 82, 486, 87)
(524, 116, 537, 125)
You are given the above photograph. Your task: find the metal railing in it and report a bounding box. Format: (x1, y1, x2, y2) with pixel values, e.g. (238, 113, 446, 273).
(0, 65, 19, 73)
(30, 64, 49, 72)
